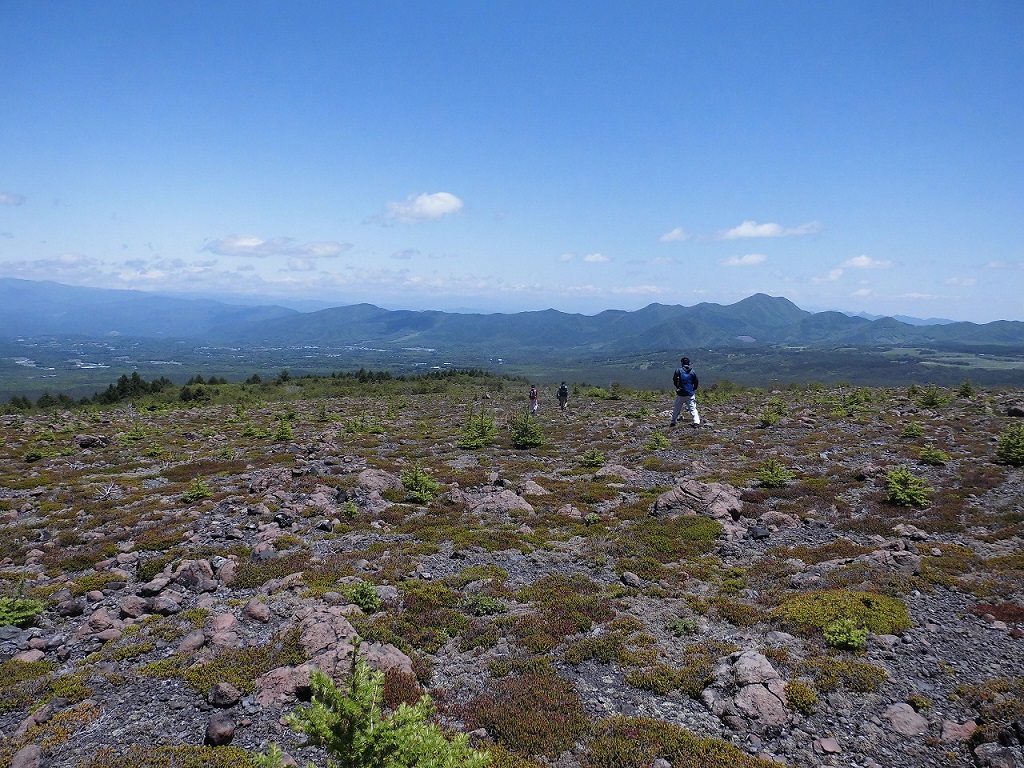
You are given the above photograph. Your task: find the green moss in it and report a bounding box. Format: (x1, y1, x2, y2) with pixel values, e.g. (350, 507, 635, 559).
(584, 715, 781, 768)
(802, 656, 887, 693)
(784, 680, 818, 714)
(79, 745, 259, 768)
(772, 589, 911, 635)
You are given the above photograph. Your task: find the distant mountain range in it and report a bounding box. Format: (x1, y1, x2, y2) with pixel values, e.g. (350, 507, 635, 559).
(1, 278, 1022, 353)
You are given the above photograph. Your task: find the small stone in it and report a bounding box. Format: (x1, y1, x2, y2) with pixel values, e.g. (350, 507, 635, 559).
(209, 681, 243, 708)
(814, 736, 841, 754)
(205, 712, 236, 746)
(242, 597, 271, 623)
(941, 719, 977, 743)
(621, 571, 644, 588)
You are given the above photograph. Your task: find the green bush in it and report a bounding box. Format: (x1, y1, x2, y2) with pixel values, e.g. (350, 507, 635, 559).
(917, 446, 950, 466)
(884, 466, 930, 507)
(755, 458, 793, 488)
(0, 596, 45, 628)
(758, 398, 786, 428)
(457, 412, 498, 449)
(181, 478, 212, 503)
(645, 431, 671, 450)
(259, 650, 489, 768)
(822, 617, 868, 650)
(916, 384, 950, 408)
(509, 412, 544, 449)
(578, 448, 605, 469)
(900, 421, 924, 438)
(401, 464, 442, 503)
(342, 582, 384, 614)
(995, 424, 1024, 467)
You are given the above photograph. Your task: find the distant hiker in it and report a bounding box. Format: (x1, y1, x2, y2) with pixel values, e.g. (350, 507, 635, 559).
(529, 385, 539, 414)
(671, 356, 701, 427)
(557, 381, 569, 411)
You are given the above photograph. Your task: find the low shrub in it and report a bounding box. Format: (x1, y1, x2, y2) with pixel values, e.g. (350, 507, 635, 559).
(784, 680, 818, 714)
(995, 424, 1024, 467)
(181, 478, 212, 503)
(802, 656, 887, 692)
(509, 412, 544, 449)
(259, 651, 488, 768)
(917, 446, 950, 465)
(883, 466, 930, 507)
(401, 463, 442, 503)
(772, 589, 911, 636)
(0, 595, 45, 628)
(822, 617, 868, 650)
(463, 672, 588, 758)
(583, 715, 781, 768)
(755, 458, 793, 488)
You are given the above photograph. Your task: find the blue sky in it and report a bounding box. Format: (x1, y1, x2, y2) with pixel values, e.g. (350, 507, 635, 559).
(1, 2, 1022, 322)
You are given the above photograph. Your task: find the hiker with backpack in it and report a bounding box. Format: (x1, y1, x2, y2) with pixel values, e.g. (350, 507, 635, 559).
(529, 384, 539, 414)
(557, 381, 569, 411)
(671, 356, 701, 427)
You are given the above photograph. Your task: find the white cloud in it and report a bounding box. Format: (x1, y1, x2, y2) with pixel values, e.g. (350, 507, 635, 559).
(811, 267, 844, 283)
(897, 292, 934, 300)
(718, 220, 820, 240)
(643, 256, 675, 265)
(0, 193, 26, 206)
(609, 285, 663, 295)
(659, 226, 690, 242)
(720, 253, 767, 267)
(852, 288, 872, 297)
(583, 252, 611, 263)
(203, 235, 352, 258)
(286, 258, 317, 272)
(984, 260, 1024, 270)
(557, 253, 575, 263)
(842, 255, 892, 269)
(386, 192, 464, 223)
(945, 277, 976, 287)
(392, 249, 418, 260)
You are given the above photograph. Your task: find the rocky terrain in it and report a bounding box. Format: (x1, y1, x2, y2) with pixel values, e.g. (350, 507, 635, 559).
(1, 374, 1023, 768)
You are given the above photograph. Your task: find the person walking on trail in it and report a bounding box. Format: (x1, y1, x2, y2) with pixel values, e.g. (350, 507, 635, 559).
(671, 356, 701, 427)
(557, 381, 569, 411)
(529, 384, 539, 414)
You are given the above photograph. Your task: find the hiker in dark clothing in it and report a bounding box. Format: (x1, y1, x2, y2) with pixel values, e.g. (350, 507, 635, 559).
(671, 356, 701, 427)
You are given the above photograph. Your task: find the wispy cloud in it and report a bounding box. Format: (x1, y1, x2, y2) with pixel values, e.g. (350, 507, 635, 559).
(720, 253, 767, 267)
(583, 252, 611, 263)
(842, 255, 892, 269)
(0, 193, 26, 206)
(557, 253, 575, 263)
(385, 192, 464, 223)
(717, 220, 820, 240)
(945, 276, 976, 286)
(984, 260, 1024, 270)
(897, 292, 934, 300)
(659, 226, 690, 242)
(811, 267, 846, 284)
(852, 288, 872, 297)
(203, 235, 352, 258)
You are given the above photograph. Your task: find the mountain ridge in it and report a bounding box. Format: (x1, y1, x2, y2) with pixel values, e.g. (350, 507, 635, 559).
(1, 279, 1021, 354)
